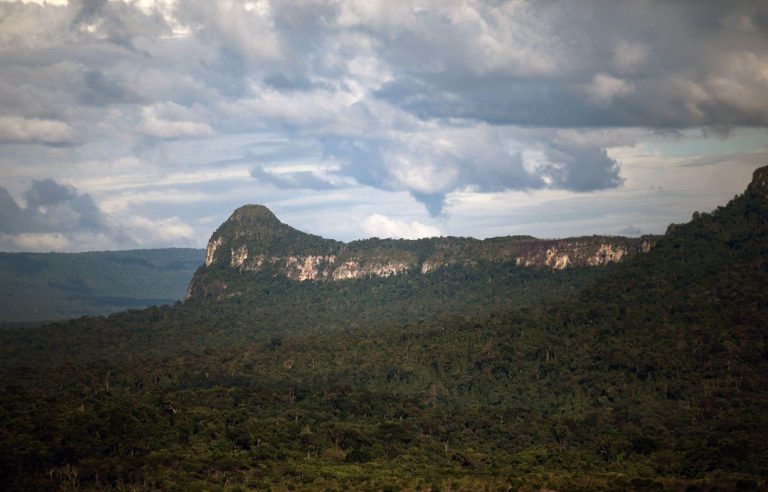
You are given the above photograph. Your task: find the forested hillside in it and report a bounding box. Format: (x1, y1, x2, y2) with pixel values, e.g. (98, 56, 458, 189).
(0, 249, 203, 322)
(0, 168, 766, 491)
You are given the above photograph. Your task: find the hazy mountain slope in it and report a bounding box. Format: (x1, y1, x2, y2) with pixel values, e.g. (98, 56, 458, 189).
(0, 168, 766, 490)
(0, 248, 204, 322)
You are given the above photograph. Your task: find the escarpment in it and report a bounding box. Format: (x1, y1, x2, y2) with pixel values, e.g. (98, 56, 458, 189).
(513, 238, 654, 269)
(186, 205, 658, 300)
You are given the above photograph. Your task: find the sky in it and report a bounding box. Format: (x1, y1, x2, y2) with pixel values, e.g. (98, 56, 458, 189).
(0, 0, 767, 252)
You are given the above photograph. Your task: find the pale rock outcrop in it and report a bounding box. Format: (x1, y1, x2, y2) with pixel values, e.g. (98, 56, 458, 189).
(421, 260, 436, 274)
(230, 245, 249, 268)
(205, 236, 223, 266)
(285, 255, 336, 281)
(514, 239, 650, 270)
(332, 260, 364, 280)
(331, 259, 410, 280)
(366, 261, 410, 278)
(587, 243, 627, 267)
(548, 248, 570, 269)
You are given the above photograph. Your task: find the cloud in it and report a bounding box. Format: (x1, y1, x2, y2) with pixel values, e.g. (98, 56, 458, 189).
(0, 231, 126, 253)
(73, 0, 107, 26)
(326, 126, 623, 214)
(81, 70, 143, 106)
(250, 164, 341, 190)
(586, 74, 634, 107)
(613, 41, 649, 73)
(0, 116, 77, 145)
(366, 1, 768, 127)
(0, 178, 197, 251)
(7, 0, 69, 5)
(0, 232, 73, 252)
(540, 143, 624, 192)
(361, 213, 441, 240)
(410, 191, 446, 217)
(138, 106, 215, 139)
(3, 0, 768, 129)
(1, 0, 767, 251)
(122, 215, 196, 247)
(177, 0, 282, 63)
(0, 179, 106, 234)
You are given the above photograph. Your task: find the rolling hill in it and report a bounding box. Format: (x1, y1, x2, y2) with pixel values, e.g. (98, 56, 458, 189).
(0, 248, 204, 322)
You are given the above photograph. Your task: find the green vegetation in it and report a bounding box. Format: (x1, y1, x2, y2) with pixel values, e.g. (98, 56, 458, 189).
(0, 169, 767, 490)
(0, 263, 602, 369)
(0, 249, 203, 322)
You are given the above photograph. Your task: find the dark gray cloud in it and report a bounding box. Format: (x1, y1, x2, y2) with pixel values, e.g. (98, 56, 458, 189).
(0, 179, 107, 234)
(410, 192, 445, 217)
(366, 1, 768, 128)
(0, 188, 24, 233)
(81, 70, 143, 106)
(72, 0, 171, 48)
(3, 0, 768, 128)
(323, 132, 619, 214)
(541, 145, 623, 192)
(73, 0, 108, 25)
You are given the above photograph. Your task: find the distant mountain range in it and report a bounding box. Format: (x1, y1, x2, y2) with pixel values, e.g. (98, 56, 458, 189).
(0, 248, 203, 322)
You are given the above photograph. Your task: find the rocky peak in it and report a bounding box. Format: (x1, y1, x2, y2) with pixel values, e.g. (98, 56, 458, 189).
(216, 204, 289, 243)
(202, 205, 338, 269)
(228, 204, 281, 227)
(748, 165, 768, 195)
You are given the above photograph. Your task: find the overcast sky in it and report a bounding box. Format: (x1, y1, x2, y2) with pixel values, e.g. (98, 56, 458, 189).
(1, 0, 767, 252)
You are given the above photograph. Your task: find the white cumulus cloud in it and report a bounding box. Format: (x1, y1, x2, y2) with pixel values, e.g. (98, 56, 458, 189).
(123, 215, 196, 246)
(361, 213, 441, 240)
(138, 107, 215, 139)
(586, 73, 635, 107)
(0, 116, 77, 144)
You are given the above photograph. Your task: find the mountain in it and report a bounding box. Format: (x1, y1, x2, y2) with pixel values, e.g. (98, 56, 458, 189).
(188, 204, 656, 299)
(0, 167, 766, 490)
(0, 248, 204, 322)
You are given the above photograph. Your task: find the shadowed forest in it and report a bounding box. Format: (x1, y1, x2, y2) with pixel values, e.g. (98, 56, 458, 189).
(1, 168, 767, 491)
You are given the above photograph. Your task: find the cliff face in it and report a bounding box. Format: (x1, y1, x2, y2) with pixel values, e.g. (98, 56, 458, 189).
(202, 232, 653, 278)
(513, 238, 654, 269)
(187, 205, 658, 299)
